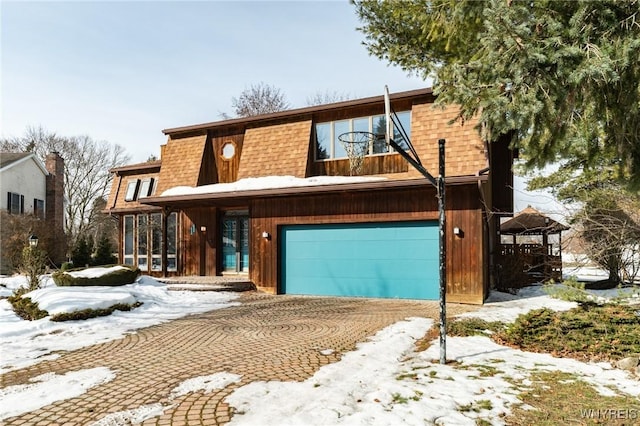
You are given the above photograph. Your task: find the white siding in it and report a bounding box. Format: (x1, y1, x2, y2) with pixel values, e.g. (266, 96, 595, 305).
(0, 157, 47, 214)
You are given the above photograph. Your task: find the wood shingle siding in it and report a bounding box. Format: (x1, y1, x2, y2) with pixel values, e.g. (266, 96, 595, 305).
(156, 134, 208, 194)
(410, 104, 488, 178)
(237, 121, 312, 178)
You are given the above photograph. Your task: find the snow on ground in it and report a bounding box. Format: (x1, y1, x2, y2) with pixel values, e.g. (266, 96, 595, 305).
(457, 285, 578, 323)
(224, 284, 639, 425)
(226, 321, 639, 426)
(161, 175, 387, 197)
(1, 270, 638, 424)
(0, 367, 115, 421)
(0, 274, 239, 374)
(91, 372, 242, 426)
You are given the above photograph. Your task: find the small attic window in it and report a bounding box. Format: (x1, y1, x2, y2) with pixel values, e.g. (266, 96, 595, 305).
(221, 142, 236, 160)
(124, 179, 140, 201)
(138, 178, 154, 199)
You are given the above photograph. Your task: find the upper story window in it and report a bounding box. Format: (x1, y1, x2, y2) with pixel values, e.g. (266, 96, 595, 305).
(7, 192, 24, 214)
(124, 180, 140, 202)
(315, 111, 411, 161)
(125, 178, 155, 201)
(138, 178, 155, 199)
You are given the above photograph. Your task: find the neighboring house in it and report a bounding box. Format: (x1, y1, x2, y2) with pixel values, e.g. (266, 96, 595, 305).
(0, 152, 66, 272)
(105, 88, 515, 303)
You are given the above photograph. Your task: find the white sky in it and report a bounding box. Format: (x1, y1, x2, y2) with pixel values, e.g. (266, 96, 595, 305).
(1, 1, 426, 163)
(1, 271, 638, 423)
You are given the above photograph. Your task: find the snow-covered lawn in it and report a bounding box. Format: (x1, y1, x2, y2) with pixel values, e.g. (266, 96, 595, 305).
(0, 274, 240, 374)
(0, 273, 638, 424)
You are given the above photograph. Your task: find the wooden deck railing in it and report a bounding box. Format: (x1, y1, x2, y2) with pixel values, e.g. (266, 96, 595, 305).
(498, 243, 562, 284)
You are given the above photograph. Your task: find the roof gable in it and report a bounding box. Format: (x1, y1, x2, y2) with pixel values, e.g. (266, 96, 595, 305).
(0, 152, 49, 175)
(501, 206, 569, 234)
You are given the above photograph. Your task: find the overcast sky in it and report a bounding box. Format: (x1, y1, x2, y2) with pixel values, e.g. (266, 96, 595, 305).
(1, 0, 426, 163)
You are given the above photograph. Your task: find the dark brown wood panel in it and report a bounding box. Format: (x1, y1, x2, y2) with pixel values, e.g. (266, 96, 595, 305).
(197, 136, 217, 186)
(311, 154, 409, 176)
(313, 97, 417, 123)
(211, 132, 244, 183)
(250, 183, 486, 303)
(181, 207, 218, 276)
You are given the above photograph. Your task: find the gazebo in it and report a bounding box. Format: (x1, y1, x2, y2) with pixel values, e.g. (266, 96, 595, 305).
(498, 206, 570, 285)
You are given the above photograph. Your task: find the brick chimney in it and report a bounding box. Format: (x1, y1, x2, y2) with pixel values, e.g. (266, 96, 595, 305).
(45, 152, 66, 264)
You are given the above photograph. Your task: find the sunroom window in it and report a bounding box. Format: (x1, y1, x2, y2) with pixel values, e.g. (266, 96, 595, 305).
(122, 212, 178, 272)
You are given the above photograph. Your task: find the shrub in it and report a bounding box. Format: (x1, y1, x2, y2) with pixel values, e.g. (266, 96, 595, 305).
(543, 276, 591, 303)
(500, 308, 557, 347)
(52, 265, 140, 287)
(51, 302, 143, 322)
(8, 293, 48, 321)
(498, 304, 640, 361)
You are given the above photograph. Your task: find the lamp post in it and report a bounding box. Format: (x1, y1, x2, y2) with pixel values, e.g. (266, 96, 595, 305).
(23, 234, 44, 290)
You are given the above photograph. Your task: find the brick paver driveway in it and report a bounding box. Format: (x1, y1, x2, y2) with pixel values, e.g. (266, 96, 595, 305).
(1, 292, 476, 425)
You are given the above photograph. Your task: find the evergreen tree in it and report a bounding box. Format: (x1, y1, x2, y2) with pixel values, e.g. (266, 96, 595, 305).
(93, 232, 117, 266)
(354, 0, 640, 187)
(71, 234, 92, 268)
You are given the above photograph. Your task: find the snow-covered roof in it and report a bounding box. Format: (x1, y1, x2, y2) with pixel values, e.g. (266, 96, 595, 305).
(160, 175, 389, 197)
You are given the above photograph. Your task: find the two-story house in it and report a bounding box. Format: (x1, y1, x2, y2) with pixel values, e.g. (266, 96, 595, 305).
(105, 88, 515, 303)
(0, 152, 66, 273)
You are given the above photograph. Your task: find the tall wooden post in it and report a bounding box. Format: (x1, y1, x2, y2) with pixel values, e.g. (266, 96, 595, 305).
(162, 208, 169, 277)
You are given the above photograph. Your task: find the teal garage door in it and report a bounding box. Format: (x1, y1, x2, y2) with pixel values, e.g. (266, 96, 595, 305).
(280, 221, 439, 300)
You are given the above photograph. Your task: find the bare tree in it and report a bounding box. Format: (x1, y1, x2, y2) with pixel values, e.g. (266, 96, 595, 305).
(0, 126, 130, 246)
(306, 90, 351, 106)
(231, 82, 290, 117)
(570, 190, 640, 286)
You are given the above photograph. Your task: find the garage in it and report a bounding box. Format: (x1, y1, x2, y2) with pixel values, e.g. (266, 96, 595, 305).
(280, 221, 439, 300)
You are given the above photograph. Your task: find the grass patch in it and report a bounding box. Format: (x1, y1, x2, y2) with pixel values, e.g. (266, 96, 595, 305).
(459, 399, 493, 412)
(391, 391, 423, 405)
(505, 371, 640, 426)
(391, 393, 409, 404)
(396, 372, 418, 381)
(416, 318, 505, 351)
(448, 318, 506, 337)
(471, 364, 504, 377)
(497, 304, 640, 361)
